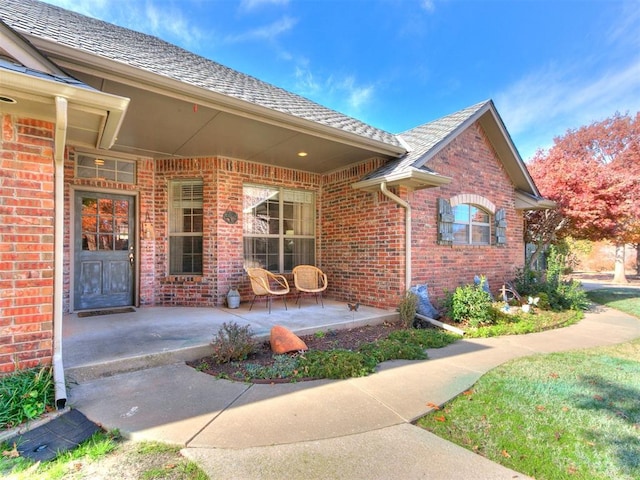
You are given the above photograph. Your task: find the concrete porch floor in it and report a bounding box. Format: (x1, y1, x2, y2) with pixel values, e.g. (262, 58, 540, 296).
(62, 299, 398, 383)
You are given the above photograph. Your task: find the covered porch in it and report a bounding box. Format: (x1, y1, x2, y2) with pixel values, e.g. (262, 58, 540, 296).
(62, 300, 398, 383)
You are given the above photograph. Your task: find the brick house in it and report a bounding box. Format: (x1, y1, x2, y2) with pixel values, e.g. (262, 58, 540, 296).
(0, 0, 551, 382)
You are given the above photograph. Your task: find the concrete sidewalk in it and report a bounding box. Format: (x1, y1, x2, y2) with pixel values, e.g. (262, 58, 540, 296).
(66, 305, 640, 479)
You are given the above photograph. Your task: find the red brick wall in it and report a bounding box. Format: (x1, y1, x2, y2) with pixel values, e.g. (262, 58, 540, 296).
(154, 157, 216, 306)
(0, 116, 55, 374)
(214, 158, 321, 306)
(321, 159, 406, 308)
(410, 123, 524, 307)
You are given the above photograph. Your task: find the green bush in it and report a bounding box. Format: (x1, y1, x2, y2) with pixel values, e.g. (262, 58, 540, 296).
(243, 355, 299, 380)
(386, 329, 461, 349)
(210, 322, 256, 364)
(449, 280, 494, 327)
(512, 246, 589, 311)
(0, 366, 53, 429)
(359, 339, 427, 363)
(297, 350, 376, 379)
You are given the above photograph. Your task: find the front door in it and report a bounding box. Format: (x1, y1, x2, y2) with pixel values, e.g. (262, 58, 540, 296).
(74, 191, 135, 310)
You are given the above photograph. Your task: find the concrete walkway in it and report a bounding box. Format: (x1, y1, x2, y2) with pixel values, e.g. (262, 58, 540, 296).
(65, 292, 640, 479)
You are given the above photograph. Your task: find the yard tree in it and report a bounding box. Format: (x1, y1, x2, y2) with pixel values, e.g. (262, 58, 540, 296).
(526, 112, 640, 283)
(524, 208, 569, 270)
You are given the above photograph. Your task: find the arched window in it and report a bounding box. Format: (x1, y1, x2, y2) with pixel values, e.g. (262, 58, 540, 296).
(438, 196, 506, 246)
(453, 204, 491, 245)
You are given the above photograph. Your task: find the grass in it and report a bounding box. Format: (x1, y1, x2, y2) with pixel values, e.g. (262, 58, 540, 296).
(417, 287, 640, 480)
(1, 431, 208, 479)
(0, 366, 54, 430)
(586, 287, 640, 317)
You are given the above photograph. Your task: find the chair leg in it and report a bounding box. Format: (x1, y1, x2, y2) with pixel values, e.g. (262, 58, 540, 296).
(296, 291, 302, 308)
(283, 295, 287, 311)
(249, 295, 257, 311)
(318, 292, 324, 308)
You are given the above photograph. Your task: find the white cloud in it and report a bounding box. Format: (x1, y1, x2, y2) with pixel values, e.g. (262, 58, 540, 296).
(42, 0, 208, 49)
(420, 0, 436, 13)
(497, 4, 640, 160)
(224, 16, 297, 44)
(239, 0, 289, 13)
(294, 64, 376, 115)
(497, 58, 640, 160)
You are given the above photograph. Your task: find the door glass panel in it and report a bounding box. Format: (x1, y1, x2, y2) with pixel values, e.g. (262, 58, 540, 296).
(81, 197, 130, 251)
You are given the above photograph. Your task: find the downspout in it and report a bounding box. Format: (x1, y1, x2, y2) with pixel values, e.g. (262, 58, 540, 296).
(53, 96, 68, 409)
(380, 182, 411, 292)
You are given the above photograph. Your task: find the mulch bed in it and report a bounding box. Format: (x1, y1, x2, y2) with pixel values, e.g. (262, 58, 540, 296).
(187, 321, 409, 383)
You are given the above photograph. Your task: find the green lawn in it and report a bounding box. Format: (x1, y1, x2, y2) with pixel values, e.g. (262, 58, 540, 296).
(417, 288, 640, 480)
(586, 287, 640, 317)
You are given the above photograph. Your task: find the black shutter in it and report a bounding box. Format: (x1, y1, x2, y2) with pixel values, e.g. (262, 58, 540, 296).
(495, 208, 507, 245)
(438, 198, 454, 245)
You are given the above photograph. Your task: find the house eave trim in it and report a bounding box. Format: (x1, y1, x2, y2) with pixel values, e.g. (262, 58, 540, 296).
(0, 67, 130, 149)
(515, 191, 556, 210)
(352, 170, 452, 192)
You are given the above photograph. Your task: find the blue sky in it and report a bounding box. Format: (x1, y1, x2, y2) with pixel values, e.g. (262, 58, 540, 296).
(44, 0, 640, 161)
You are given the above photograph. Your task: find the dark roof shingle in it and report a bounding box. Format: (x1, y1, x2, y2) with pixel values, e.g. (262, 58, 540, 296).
(361, 101, 490, 181)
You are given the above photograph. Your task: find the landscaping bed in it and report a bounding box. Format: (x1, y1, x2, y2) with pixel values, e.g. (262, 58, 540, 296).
(187, 321, 457, 383)
(188, 322, 403, 381)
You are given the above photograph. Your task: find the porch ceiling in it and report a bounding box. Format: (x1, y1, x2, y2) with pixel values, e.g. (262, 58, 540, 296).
(72, 71, 399, 173)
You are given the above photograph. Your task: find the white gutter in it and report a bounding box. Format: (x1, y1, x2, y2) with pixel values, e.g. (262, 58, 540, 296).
(380, 182, 411, 292)
(53, 96, 68, 409)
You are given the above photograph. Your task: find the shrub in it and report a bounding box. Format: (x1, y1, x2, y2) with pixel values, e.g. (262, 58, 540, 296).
(449, 280, 493, 327)
(297, 350, 376, 379)
(512, 246, 589, 311)
(386, 329, 461, 349)
(243, 355, 300, 380)
(398, 290, 418, 328)
(512, 266, 543, 298)
(210, 322, 256, 364)
(359, 339, 427, 363)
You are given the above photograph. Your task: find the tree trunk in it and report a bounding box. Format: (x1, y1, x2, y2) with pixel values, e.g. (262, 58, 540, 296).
(527, 243, 543, 270)
(612, 243, 628, 284)
(636, 244, 640, 276)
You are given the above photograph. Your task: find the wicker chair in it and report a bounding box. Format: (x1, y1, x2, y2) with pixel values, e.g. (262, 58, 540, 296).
(246, 267, 290, 313)
(292, 265, 328, 308)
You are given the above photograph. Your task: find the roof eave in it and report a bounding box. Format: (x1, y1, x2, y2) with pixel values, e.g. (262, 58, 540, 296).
(0, 67, 130, 149)
(515, 191, 556, 210)
(352, 169, 452, 192)
(479, 105, 541, 195)
(28, 36, 406, 158)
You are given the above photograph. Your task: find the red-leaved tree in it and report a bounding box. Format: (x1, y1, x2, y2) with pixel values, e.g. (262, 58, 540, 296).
(527, 112, 640, 283)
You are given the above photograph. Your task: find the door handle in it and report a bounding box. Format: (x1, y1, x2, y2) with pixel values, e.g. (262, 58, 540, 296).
(129, 246, 135, 266)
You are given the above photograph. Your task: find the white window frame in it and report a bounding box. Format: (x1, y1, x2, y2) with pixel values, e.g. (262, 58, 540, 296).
(169, 180, 203, 275)
(243, 184, 315, 273)
(452, 203, 492, 245)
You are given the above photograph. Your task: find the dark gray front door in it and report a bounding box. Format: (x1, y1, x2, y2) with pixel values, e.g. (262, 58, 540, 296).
(74, 192, 135, 310)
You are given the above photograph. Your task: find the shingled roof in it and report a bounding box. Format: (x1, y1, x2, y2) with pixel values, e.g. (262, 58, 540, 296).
(362, 101, 490, 181)
(0, 0, 405, 149)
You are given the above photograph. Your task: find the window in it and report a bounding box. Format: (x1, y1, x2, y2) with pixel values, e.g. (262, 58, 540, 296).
(452, 204, 491, 245)
(80, 196, 130, 251)
(76, 153, 136, 184)
(169, 181, 203, 274)
(243, 184, 315, 272)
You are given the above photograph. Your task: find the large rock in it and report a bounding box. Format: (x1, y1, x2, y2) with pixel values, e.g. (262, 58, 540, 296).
(270, 325, 308, 354)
